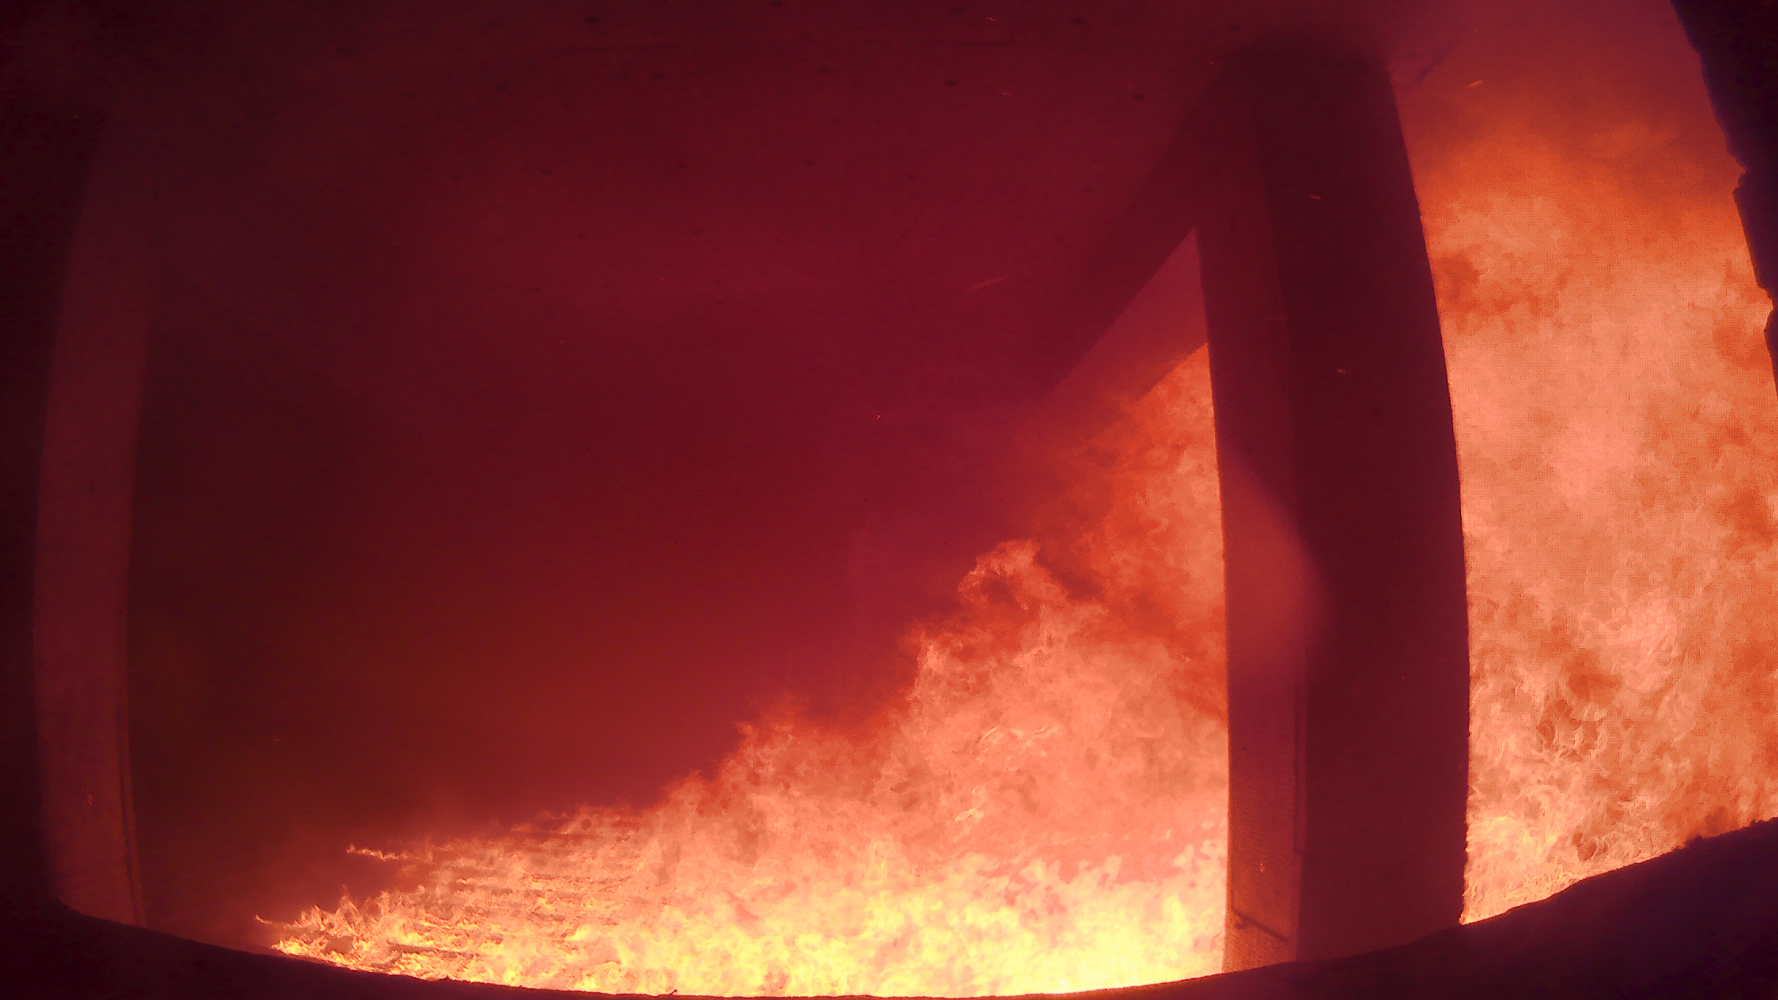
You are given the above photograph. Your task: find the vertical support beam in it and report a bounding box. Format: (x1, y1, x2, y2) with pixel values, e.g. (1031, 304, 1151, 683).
(1670, 0, 1778, 392)
(0, 82, 107, 922)
(32, 112, 152, 927)
(1197, 48, 1469, 968)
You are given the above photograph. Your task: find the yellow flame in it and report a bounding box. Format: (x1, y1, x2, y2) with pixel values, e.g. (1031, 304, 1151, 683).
(275, 28, 1778, 986)
(274, 352, 1231, 995)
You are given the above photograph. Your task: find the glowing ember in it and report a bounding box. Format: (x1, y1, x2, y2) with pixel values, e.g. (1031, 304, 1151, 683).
(273, 353, 1231, 995)
(1408, 48, 1778, 920)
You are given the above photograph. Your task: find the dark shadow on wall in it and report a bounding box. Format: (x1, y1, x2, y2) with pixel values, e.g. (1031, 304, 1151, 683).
(126, 273, 391, 947)
(0, 72, 106, 920)
(1672, 0, 1778, 386)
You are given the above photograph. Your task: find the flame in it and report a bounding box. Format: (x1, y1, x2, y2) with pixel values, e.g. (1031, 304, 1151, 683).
(273, 352, 1231, 995)
(1410, 68, 1778, 920)
(272, 24, 1778, 986)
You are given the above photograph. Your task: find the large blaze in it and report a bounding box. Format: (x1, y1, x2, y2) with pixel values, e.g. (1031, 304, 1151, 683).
(1401, 9, 1778, 921)
(268, 7, 1778, 993)
(273, 353, 1231, 994)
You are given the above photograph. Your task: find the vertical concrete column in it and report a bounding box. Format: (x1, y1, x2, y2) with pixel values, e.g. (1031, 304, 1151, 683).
(33, 115, 153, 926)
(1670, 0, 1778, 390)
(1196, 48, 1469, 968)
(0, 90, 108, 918)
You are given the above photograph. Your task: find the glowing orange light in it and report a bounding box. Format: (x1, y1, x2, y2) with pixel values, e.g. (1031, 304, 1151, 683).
(274, 353, 1231, 996)
(273, 19, 1778, 989)
(1405, 55, 1778, 921)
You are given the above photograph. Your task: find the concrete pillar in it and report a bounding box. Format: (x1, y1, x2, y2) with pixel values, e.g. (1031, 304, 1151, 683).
(1196, 48, 1470, 968)
(1670, 0, 1778, 390)
(0, 86, 108, 919)
(32, 112, 153, 926)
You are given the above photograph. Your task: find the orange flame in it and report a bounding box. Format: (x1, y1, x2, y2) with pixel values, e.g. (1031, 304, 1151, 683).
(274, 20, 1778, 987)
(273, 352, 1230, 995)
(1407, 56, 1778, 920)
